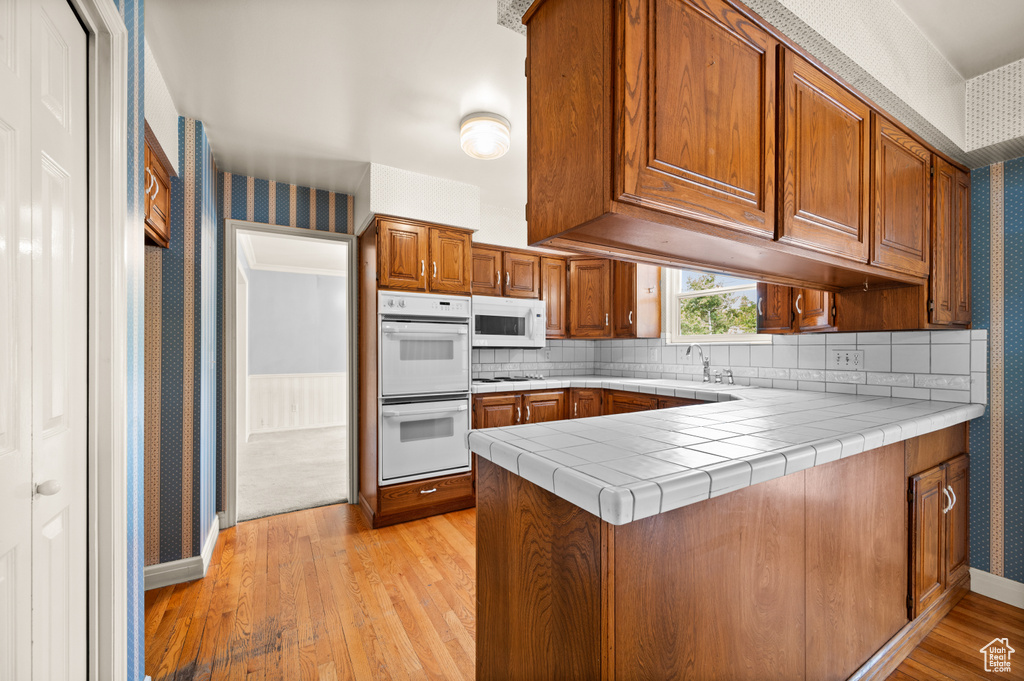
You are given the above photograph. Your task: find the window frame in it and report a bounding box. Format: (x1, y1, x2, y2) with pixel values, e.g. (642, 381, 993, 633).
(665, 269, 771, 345)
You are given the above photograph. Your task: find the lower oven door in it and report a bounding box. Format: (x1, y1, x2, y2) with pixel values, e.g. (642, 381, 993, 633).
(379, 397, 471, 484)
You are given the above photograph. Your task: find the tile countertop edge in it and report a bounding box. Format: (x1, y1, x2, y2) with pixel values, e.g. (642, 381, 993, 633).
(467, 378, 986, 526)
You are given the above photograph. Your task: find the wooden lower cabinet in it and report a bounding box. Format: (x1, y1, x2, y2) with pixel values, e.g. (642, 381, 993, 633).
(522, 390, 566, 424)
(570, 388, 603, 419)
(605, 390, 658, 414)
(476, 427, 970, 681)
(473, 393, 522, 428)
(910, 452, 969, 618)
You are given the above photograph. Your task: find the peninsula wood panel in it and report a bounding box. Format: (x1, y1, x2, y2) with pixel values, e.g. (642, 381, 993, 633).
(378, 219, 428, 291)
(540, 257, 567, 338)
(805, 444, 908, 681)
(780, 50, 871, 262)
(569, 258, 612, 338)
(905, 424, 966, 478)
(619, 0, 777, 237)
(613, 470, 806, 681)
(429, 227, 472, 295)
(757, 282, 793, 333)
(871, 116, 930, 277)
(605, 390, 658, 414)
(503, 251, 540, 299)
(476, 458, 606, 681)
(472, 247, 503, 296)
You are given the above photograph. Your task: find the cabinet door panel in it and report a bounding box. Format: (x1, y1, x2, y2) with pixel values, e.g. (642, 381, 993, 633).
(871, 116, 930, 277)
(909, 465, 946, 618)
(780, 51, 870, 262)
(540, 257, 567, 338)
(620, 0, 776, 236)
(569, 259, 612, 338)
(605, 391, 657, 414)
(473, 394, 521, 429)
(570, 388, 603, 419)
(523, 391, 566, 424)
(379, 220, 428, 291)
(930, 159, 970, 326)
(756, 283, 793, 333)
(504, 252, 541, 299)
(795, 289, 833, 332)
(612, 261, 637, 338)
(945, 454, 969, 586)
(953, 170, 971, 325)
(472, 247, 503, 296)
(430, 228, 471, 294)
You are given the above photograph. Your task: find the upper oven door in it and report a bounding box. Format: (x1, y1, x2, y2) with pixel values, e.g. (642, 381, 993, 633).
(379, 320, 470, 397)
(472, 298, 545, 348)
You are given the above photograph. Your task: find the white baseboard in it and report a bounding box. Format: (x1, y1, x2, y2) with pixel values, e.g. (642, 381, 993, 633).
(143, 516, 220, 591)
(970, 568, 1024, 608)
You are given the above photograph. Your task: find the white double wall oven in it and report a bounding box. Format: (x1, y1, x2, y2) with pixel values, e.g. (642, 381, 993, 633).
(377, 291, 473, 485)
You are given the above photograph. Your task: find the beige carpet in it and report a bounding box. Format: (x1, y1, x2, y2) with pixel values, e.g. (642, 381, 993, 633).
(237, 425, 349, 521)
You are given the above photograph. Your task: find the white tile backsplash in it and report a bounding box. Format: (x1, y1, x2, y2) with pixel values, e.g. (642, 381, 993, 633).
(472, 331, 986, 404)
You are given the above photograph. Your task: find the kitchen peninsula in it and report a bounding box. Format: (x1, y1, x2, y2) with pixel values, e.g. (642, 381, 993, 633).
(470, 382, 981, 680)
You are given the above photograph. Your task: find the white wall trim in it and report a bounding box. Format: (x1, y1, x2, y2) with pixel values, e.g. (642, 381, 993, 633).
(224, 220, 359, 529)
(70, 0, 130, 678)
(144, 516, 219, 591)
(971, 568, 1024, 608)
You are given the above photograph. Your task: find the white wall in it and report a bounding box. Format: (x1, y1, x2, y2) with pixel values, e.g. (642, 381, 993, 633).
(248, 373, 347, 434)
(144, 39, 180, 174)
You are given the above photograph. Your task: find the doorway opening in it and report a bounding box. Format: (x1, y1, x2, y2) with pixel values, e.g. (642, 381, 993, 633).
(226, 222, 356, 523)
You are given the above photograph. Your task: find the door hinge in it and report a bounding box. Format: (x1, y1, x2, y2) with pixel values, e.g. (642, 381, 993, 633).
(907, 488, 915, 503)
(928, 299, 934, 311)
(907, 595, 915, 617)
(930, 165, 935, 177)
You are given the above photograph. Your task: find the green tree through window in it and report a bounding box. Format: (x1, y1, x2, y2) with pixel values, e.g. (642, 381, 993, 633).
(678, 273, 757, 336)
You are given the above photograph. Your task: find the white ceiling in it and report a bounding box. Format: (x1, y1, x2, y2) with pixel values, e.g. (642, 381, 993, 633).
(892, 0, 1024, 79)
(239, 231, 348, 276)
(146, 0, 528, 208)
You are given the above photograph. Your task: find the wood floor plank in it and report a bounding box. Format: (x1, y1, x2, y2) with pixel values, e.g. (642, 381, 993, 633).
(148, 505, 1021, 681)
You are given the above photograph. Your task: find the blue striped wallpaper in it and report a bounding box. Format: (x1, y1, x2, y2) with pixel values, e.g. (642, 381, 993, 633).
(971, 158, 1024, 584)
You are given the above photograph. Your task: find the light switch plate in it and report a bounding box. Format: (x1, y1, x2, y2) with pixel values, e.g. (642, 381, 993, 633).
(828, 349, 864, 371)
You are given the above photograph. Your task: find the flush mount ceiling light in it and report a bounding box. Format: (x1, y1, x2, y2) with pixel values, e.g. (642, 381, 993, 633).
(460, 112, 511, 160)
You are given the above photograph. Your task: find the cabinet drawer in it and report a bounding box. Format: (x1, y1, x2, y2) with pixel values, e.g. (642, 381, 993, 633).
(379, 472, 475, 517)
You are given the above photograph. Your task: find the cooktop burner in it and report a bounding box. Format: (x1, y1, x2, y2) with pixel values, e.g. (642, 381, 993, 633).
(475, 375, 546, 383)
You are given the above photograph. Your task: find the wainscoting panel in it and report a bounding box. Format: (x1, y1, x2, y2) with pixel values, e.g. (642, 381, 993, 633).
(248, 372, 346, 435)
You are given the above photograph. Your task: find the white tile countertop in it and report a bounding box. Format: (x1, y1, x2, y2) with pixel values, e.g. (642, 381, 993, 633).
(467, 377, 985, 525)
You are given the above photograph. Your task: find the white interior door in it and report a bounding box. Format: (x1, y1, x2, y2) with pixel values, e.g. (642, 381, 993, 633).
(0, 0, 35, 677)
(236, 267, 248, 445)
(0, 0, 87, 678)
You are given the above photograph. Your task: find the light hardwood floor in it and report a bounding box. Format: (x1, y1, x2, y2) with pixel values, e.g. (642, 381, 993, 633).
(146, 504, 1022, 681)
(886, 592, 1024, 680)
(145, 504, 476, 681)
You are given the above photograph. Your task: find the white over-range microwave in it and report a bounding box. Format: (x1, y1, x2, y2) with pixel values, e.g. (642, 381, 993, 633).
(471, 295, 546, 348)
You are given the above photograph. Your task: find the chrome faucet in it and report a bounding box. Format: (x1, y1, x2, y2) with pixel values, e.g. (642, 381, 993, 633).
(686, 344, 711, 383)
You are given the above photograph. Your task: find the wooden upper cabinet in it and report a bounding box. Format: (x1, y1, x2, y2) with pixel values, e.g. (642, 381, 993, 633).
(472, 247, 503, 296)
(909, 464, 946, 618)
(569, 259, 612, 338)
(619, 0, 776, 237)
(504, 252, 541, 299)
(379, 220, 429, 291)
(143, 140, 172, 248)
(756, 283, 793, 333)
(780, 50, 871, 262)
(429, 228, 472, 294)
(794, 288, 834, 332)
(871, 115, 930, 277)
(612, 261, 661, 338)
(931, 159, 971, 326)
(540, 257, 567, 338)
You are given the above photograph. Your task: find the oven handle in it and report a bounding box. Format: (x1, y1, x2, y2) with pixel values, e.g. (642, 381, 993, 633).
(382, 404, 469, 418)
(381, 324, 468, 336)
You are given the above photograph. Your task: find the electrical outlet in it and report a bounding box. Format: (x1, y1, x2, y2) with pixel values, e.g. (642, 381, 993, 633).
(545, 349, 552, 361)
(291, 404, 299, 412)
(828, 349, 864, 371)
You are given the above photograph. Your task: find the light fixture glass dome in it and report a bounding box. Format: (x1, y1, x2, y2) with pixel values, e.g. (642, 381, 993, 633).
(460, 113, 511, 160)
